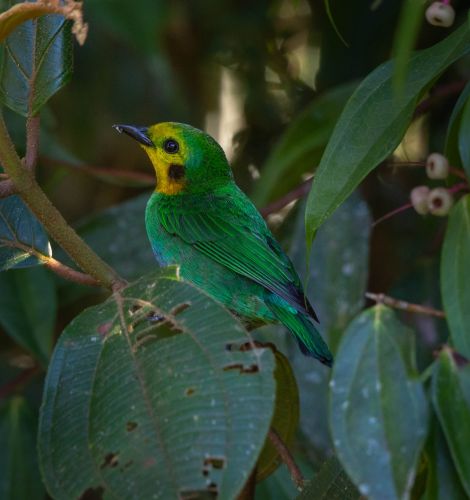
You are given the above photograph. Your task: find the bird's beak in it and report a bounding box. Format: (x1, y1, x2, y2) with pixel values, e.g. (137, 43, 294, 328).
(112, 124, 154, 147)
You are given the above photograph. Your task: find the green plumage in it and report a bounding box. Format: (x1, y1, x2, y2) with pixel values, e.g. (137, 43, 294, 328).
(116, 121, 333, 366)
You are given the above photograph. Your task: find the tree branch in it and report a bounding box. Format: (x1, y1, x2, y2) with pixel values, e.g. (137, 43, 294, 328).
(268, 428, 305, 490)
(0, 113, 126, 291)
(366, 292, 446, 318)
(260, 178, 312, 218)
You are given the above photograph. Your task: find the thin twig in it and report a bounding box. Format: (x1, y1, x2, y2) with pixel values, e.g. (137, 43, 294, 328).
(385, 160, 468, 180)
(268, 428, 305, 490)
(414, 80, 468, 118)
(372, 202, 413, 227)
(366, 292, 446, 318)
(0, 366, 39, 400)
(260, 178, 312, 217)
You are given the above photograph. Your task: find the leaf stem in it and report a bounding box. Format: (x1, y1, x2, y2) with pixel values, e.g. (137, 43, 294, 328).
(365, 292, 446, 318)
(260, 178, 312, 217)
(268, 428, 305, 490)
(0, 113, 126, 291)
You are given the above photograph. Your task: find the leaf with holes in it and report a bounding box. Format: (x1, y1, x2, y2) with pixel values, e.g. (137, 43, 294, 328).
(0, 397, 44, 500)
(305, 21, 470, 239)
(0, 3, 73, 116)
(432, 348, 470, 497)
(441, 194, 470, 358)
(38, 267, 276, 500)
(330, 306, 429, 500)
(0, 195, 51, 271)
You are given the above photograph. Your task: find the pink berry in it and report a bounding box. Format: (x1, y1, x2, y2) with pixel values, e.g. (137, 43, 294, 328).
(426, 153, 449, 179)
(410, 186, 431, 215)
(428, 187, 454, 216)
(425, 2, 455, 27)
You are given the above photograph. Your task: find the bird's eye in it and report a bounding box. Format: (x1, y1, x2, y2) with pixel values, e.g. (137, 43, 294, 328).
(163, 138, 179, 154)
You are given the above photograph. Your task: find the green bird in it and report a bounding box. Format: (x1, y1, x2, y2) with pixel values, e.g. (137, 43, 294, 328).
(114, 122, 333, 366)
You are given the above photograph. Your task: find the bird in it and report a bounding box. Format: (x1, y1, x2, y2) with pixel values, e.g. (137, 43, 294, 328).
(113, 122, 333, 366)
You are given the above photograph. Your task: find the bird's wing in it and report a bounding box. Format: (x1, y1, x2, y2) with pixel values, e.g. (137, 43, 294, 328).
(157, 194, 318, 321)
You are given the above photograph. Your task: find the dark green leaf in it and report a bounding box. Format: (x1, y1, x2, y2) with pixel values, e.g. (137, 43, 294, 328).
(391, 0, 424, 92)
(441, 194, 470, 358)
(459, 91, 470, 176)
(432, 349, 470, 497)
(330, 306, 429, 500)
(305, 22, 470, 238)
(422, 418, 468, 500)
(39, 268, 275, 499)
(0, 7, 73, 116)
(0, 266, 56, 365)
(297, 456, 359, 500)
(444, 81, 470, 170)
(253, 82, 356, 206)
(0, 195, 51, 271)
(0, 397, 44, 500)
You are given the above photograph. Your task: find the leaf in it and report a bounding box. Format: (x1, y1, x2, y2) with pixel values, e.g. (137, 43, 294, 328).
(297, 456, 359, 500)
(432, 348, 470, 496)
(330, 306, 429, 500)
(253, 82, 357, 206)
(323, 0, 349, 47)
(282, 193, 370, 456)
(0, 397, 44, 500)
(0, 195, 51, 271)
(422, 417, 468, 500)
(444, 81, 470, 169)
(391, 0, 424, 92)
(0, 266, 56, 365)
(458, 90, 470, 176)
(441, 194, 470, 358)
(305, 21, 470, 239)
(0, 3, 73, 116)
(256, 348, 299, 482)
(38, 268, 276, 500)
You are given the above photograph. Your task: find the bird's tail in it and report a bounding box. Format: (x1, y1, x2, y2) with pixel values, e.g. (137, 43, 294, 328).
(266, 294, 333, 366)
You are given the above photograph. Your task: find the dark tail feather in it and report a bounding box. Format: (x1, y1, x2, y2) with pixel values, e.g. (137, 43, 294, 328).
(266, 294, 333, 367)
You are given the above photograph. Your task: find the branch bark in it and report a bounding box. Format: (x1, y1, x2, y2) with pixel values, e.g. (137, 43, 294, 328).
(268, 428, 305, 490)
(366, 292, 446, 318)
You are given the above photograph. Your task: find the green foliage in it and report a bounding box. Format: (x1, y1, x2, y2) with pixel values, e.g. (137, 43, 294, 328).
(330, 306, 428, 500)
(38, 268, 275, 499)
(0, 195, 51, 270)
(305, 21, 470, 239)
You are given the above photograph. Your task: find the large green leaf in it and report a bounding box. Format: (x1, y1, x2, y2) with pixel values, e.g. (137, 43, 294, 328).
(296, 456, 359, 500)
(441, 194, 470, 358)
(444, 81, 470, 170)
(0, 397, 44, 500)
(305, 21, 470, 238)
(422, 418, 468, 500)
(0, 266, 56, 365)
(253, 82, 357, 206)
(432, 348, 470, 496)
(38, 268, 276, 500)
(459, 90, 470, 177)
(0, 3, 73, 116)
(330, 306, 428, 500)
(0, 195, 51, 271)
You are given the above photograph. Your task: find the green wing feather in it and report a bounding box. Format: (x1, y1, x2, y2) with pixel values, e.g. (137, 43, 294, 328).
(156, 189, 318, 321)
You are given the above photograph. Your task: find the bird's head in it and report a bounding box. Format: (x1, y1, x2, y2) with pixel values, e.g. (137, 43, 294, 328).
(113, 122, 233, 195)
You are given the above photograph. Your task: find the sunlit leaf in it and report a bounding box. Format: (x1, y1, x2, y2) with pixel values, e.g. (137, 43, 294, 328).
(39, 268, 275, 500)
(297, 456, 359, 500)
(0, 266, 56, 365)
(330, 306, 428, 500)
(0, 4, 73, 116)
(256, 348, 299, 482)
(253, 82, 356, 206)
(306, 22, 470, 239)
(441, 194, 470, 358)
(0, 195, 51, 271)
(0, 397, 44, 500)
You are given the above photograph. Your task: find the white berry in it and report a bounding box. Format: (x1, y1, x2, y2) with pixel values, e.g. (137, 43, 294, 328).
(428, 187, 454, 216)
(410, 186, 431, 215)
(426, 152, 449, 179)
(425, 2, 455, 27)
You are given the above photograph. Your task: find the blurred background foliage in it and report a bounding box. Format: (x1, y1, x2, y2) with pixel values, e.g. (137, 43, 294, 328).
(1, 0, 470, 498)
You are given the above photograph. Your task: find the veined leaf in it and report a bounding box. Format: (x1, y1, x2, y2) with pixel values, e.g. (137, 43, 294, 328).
(0, 266, 56, 365)
(441, 194, 470, 358)
(305, 21, 470, 239)
(330, 306, 428, 500)
(0, 195, 51, 271)
(0, 3, 73, 116)
(0, 397, 44, 500)
(432, 348, 470, 496)
(38, 268, 276, 500)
